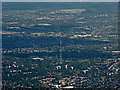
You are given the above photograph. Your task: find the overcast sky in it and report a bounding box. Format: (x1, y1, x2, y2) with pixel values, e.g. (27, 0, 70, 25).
(1, 0, 120, 2)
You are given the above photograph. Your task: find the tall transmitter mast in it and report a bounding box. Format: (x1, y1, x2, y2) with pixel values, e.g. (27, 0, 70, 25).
(60, 32, 62, 64)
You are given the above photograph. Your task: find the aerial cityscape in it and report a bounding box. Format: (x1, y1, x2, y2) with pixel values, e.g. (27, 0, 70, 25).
(2, 2, 119, 88)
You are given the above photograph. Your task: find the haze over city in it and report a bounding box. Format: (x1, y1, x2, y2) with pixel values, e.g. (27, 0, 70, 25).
(1, 0, 120, 2)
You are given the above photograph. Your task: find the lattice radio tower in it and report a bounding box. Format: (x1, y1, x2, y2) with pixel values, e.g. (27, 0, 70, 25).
(60, 32, 62, 64)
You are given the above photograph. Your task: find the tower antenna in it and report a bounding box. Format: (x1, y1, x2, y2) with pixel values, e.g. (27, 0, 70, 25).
(60, 32, 62, 64)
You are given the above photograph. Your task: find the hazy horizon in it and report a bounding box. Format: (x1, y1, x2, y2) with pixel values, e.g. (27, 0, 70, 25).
(1, 0, 119, 2)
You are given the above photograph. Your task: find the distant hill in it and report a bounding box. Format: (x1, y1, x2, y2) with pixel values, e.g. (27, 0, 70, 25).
(2, 2, 117, 11)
